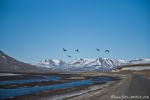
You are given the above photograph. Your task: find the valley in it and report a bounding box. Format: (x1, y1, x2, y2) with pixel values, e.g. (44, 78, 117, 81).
(0, 51, 150, 100)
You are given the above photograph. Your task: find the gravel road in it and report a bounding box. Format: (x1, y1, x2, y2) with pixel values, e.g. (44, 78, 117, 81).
(67, 74, 150, 100)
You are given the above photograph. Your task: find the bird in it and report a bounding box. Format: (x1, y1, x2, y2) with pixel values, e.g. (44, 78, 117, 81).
(96, 49, 100, 51)
(63, 48, 66, 52)
(75, 49, 79, 53)
(105, 50, 109, 53)
(68, 55, 71, 58)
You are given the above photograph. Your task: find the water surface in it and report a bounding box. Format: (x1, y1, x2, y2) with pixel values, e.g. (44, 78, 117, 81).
(0, 75, 111, 99)
(0, 76, 59, 85)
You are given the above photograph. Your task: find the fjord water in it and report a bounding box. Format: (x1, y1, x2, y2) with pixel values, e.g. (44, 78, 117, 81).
(0, 75, 111, 99)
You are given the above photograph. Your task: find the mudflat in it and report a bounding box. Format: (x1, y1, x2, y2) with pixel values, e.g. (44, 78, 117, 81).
(0, 70, 150, 100)
(0, 72, 117, 100)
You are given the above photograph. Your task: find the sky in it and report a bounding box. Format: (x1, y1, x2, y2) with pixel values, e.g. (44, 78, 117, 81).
(0, 0, 150, 63)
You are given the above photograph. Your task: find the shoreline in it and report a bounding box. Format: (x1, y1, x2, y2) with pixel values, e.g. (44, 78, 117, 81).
(0, 72, 120, 100)
(1, 69, 150, 100)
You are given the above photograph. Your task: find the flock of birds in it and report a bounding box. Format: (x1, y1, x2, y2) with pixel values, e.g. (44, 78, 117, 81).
(63, 48, 109, 58)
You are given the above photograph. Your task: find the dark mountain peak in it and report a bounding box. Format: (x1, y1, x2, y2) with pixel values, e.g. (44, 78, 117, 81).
(0, 51, 40, 72)
(0, 50, 4, 56)
(0, 50, 3, 53)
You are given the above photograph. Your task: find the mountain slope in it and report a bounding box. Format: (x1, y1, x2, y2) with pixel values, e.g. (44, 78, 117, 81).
(128, 58, 150, 64)
(35, 59, 67, 69)
(1, 50, 149, 72)
(0, 51, 40, 71)
(34, 58, 126, 71)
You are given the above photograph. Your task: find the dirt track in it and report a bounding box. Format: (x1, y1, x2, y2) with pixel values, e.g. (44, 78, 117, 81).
(127, 75, 150, 98)
(67, 74, 150, 100)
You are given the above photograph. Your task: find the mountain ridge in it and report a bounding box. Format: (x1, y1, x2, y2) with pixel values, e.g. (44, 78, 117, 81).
(0, 50, 150, 72)
(34, 58, 150, 71)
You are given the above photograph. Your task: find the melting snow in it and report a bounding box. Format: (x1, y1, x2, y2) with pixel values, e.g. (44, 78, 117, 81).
(0, 73, 22, 76)
(121, 66, 150, 71)
(2, 56, 6, 59)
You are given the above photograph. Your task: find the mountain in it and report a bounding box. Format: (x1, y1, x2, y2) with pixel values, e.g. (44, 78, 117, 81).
(0, 51, 40, 72)
(1, 50, 149, 72)
(68, 58, 125, 71)
(34, 58, 127, 71)
(128, 58, 150, 64)
(35, 59, 67, 70)
(116, 58, 150, 71)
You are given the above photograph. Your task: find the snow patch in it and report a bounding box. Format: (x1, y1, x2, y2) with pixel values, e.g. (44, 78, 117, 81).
(0, 73, 22, 76)
(2, 56, 6, 59)
(121, 66, 150, 71)
(129, 58, 150, 64)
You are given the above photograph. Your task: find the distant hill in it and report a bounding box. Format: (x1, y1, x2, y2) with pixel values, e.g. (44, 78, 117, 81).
(0, 51, 41, 72)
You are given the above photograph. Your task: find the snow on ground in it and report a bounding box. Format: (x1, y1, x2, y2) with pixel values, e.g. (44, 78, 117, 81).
(2, 56, 7, 59)
(129, 58, 150, 64)
(0, 73, 22, 76)
(38, 82, 111, 100)
(121, 66, 150, 71)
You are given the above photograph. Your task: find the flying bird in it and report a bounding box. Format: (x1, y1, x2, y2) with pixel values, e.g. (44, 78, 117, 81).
(105, 50, 109, 53)
(63, 48, 66, 52)
(75, 49, 79, 53)
(96, 49, 100, 51)
(68, 55, 71, 58)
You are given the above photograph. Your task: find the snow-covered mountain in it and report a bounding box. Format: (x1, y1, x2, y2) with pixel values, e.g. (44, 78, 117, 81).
(35, 59, 67, 70)
(34, 58, 127, 71)
(67, 58, 126, 71)
(119, 58, 150, 71)
(128, 58, 150, 64)
(1, 50, 149, 72)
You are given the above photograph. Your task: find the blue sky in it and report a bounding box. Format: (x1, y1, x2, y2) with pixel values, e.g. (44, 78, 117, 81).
(0, 0, 150, 63)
